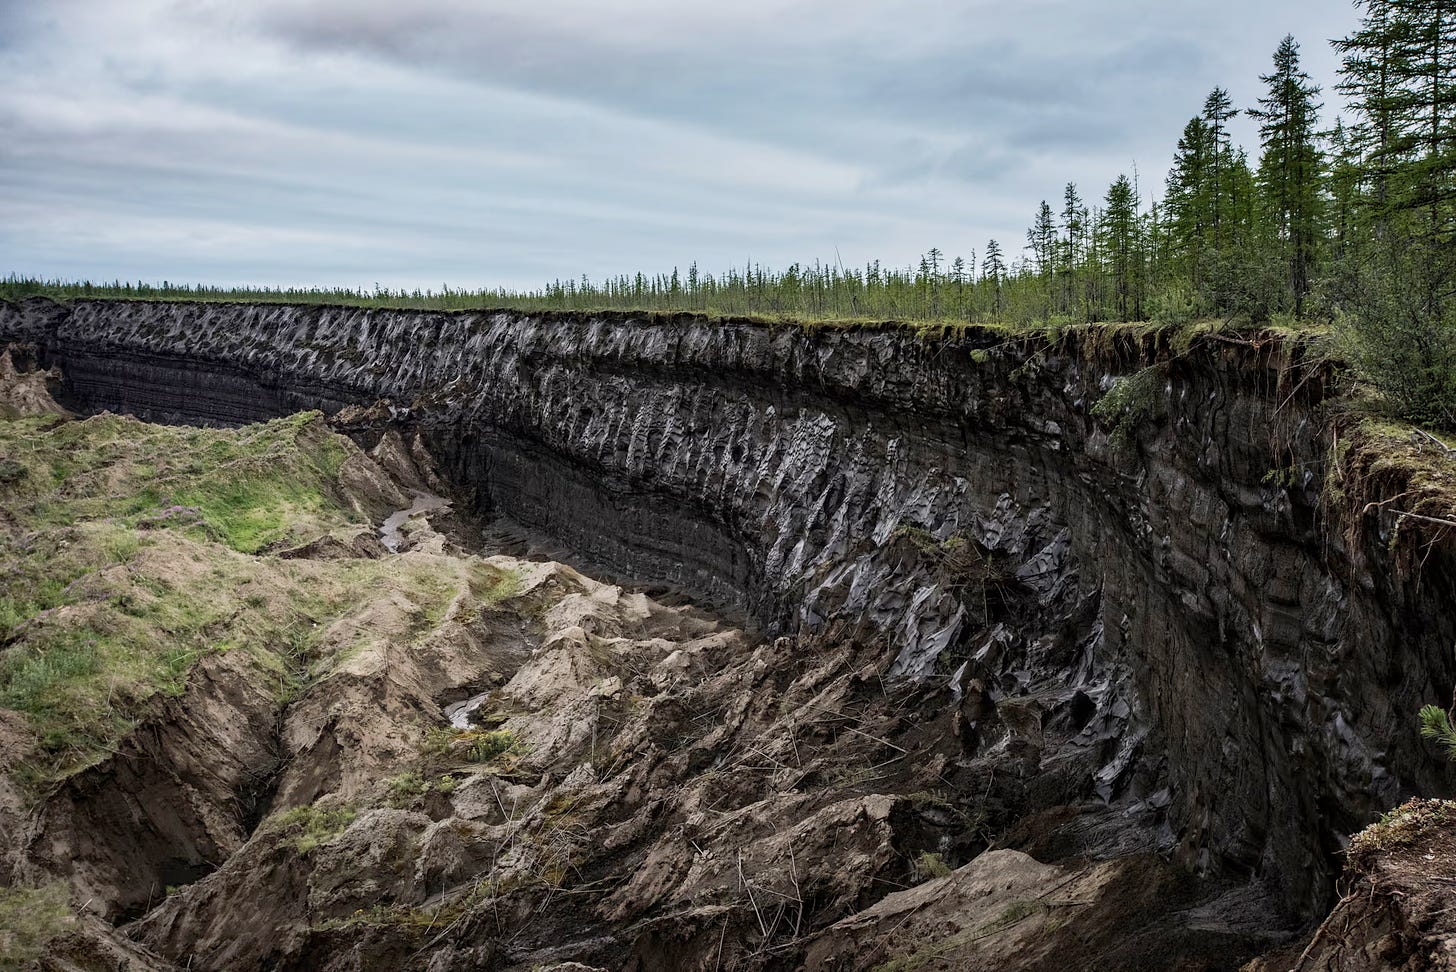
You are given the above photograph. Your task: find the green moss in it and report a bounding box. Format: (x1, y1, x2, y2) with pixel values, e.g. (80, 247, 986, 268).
(471, 565, 525, 608)
(1347, 798, 1456, 872)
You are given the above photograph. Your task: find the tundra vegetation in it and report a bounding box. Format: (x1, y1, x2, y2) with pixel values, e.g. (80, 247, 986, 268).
(0, 409, 508, 784)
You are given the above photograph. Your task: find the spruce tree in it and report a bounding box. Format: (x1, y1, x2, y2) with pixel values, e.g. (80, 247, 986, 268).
(982, 240, 1006, 316)
(1166, 116, 1214, 294)
(1250, 35, 1325, 314)
(1060, 184, 1085, 315)
(1101, 175, 1143, 320)
(1203, 88, 1239, 250)
(1027, 200, 1058, 316)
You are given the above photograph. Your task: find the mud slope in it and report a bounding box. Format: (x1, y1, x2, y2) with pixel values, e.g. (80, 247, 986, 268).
(2, 299, 1456, 963)
(0, 378, 1281, 971)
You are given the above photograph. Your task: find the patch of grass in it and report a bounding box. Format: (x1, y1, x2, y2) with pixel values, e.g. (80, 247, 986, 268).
(0, 883, 74, 967)
(384, 771, 430, 807)
(1328, 418, 1456, 567)
(0, 410, 401, 782)
(0, 411, 360, 551)
(0, 406, 537, 789)
(422, 727, 524, 765)
(267, 802, 357, 854)
(384, 771, 460, 808)
(315, 902, 446, 935)
(472, 565, 525, 608)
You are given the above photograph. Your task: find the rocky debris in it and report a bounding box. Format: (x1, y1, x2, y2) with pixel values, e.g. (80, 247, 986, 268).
(805, 849, 1286, 971)
(123, 566, 1294, 971)
(0, 345, 68, 420)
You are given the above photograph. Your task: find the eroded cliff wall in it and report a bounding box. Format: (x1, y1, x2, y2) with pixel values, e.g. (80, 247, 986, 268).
(3, 297, 1452, 921)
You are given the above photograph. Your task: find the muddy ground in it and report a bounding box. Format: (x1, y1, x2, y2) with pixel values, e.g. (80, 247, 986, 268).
(0, 350, 1439, 971)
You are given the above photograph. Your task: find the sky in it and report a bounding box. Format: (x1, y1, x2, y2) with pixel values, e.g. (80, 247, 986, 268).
(0, 0, 1363, 292)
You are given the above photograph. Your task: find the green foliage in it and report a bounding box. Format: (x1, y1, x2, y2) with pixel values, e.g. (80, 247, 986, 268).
(1147, 282, 1199, 326)
(1251, 35, 1324, 314)
(475, 566, 525, 608)
(268, 803, 357, 854)
(385, 772, 430, 806)
(0, 883, 73, 966)
(0, 411, 385, 781)
(913, 851, 952, 882)
(1331, 247, 1456, 431)
(423, 726, 523, 765)
(1419, 704, 1456, 760)
(464, 729, 522, 762)
(384, 771, 460, 807)
(1091, 365, 1168, 447)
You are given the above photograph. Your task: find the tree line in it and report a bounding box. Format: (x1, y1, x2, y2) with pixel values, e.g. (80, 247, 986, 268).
(5, 2, 1456, 427)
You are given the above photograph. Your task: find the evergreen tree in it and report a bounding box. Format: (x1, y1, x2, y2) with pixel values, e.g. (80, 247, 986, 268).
(1203, 87, 1239, 250)
(1027, 201, 1057, 279)
(1060, 183, 1086, 314)
(1101, 175, 1143, 320)
(1250, 35, 1325, 314)
(1166, 116, 1214, 293)
(1027, 200, 1058, 314)
(1337, 0, 1456, 237)
(982, 239, 1006, 315)
(1327, 117, 1362, 257)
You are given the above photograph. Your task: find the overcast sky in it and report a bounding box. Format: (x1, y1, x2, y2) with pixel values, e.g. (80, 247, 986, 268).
(0, 0, 1362, 292)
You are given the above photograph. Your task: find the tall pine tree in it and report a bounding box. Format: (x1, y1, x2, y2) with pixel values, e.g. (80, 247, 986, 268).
(1250, 35, 1325, 314)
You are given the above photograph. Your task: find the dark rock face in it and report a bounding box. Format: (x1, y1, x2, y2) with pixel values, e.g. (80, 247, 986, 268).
(3, 297, 1453, 925)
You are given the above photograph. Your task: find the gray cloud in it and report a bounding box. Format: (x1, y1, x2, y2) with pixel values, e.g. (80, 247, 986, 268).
(1, 0, 1362, 290)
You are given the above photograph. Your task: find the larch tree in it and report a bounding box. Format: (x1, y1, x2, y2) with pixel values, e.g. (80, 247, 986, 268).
(1165, 116, 1214, 293)
(1027, 200, 1058, 313)
(982, 239, 1006, 315)
(1203, 87, 1239, 251)
(1250, 34, 1325, 314)
(1101, 175, 1143, 321)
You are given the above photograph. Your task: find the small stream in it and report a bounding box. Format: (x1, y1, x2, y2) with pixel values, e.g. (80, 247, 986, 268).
(379, 490, 450, 553)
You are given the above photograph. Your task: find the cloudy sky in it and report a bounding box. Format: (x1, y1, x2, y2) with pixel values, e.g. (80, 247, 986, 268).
(1, 0, 1361, 292)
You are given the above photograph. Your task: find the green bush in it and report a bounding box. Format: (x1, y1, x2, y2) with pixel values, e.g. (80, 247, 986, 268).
(1091, 365, 1168, 447)
(913, 851, 953, 881)
(1332, 246, 1456, 432)
(268, 803, 356, 854)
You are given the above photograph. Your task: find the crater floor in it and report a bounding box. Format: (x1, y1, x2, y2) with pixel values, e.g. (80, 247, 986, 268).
(0, 353, 1292, 970)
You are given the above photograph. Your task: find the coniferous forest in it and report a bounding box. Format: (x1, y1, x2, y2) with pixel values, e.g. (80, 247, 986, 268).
(5, 3, 1456, 428)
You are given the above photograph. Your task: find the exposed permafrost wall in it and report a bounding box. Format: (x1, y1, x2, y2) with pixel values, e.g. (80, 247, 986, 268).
(3, 297, 1453, 919)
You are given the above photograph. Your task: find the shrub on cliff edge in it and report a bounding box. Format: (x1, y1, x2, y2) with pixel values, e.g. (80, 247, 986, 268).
(1331, 245, 1456, 432)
